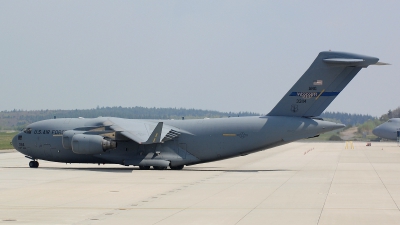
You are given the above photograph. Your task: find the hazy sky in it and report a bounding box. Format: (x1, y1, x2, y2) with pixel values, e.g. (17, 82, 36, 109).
(0, 1, 398, 117)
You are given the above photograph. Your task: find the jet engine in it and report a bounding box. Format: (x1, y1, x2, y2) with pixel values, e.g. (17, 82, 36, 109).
(71, 134, 117, 155)
(62, 130, 85, 149)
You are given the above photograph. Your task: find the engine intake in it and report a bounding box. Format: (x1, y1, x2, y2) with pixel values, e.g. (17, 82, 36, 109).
(62, 130, 85, 149)
(71, 134, 117, 155)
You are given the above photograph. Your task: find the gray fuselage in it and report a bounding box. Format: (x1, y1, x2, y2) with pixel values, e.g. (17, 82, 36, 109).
(372, 118, 400, 140)
(12, 116, 343, 167)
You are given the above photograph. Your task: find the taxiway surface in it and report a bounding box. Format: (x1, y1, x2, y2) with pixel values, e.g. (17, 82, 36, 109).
(1, 142, 400, 224)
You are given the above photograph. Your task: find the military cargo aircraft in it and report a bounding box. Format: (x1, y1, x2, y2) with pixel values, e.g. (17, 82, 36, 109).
(12, 51, 385, 169)
(372, 118, 400, 141)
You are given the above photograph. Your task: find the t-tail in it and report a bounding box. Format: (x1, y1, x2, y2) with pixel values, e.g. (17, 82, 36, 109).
(267, 51, 387, 117)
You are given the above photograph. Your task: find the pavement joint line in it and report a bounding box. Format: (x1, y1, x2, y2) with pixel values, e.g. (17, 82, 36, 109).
(2, 206, 400, 211)
(82, 171, 227, 224)
(152, 173, 251, 225)
(5, 142, 400, 224)
(149, 156, 276, 225)
(0, 180, 88, 208)
(363, 147, 400, 211)
(316, 144, 341, 225)
(234, 144, 320, 225)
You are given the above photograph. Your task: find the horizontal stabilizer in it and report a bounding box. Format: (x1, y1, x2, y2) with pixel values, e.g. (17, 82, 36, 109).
(323, 58, 364, 65)
(323, 58, 390, 66)
(374, 62, 391, 65)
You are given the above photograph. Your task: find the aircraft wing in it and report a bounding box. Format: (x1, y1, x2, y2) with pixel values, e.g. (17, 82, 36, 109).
(106, 118, 180, 144)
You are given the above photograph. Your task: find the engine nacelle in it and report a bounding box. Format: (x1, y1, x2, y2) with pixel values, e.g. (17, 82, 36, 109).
(62, 130, 85, 149)
(71, 134, 117, 155)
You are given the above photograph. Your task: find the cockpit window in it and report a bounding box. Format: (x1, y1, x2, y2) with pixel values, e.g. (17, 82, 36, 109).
(388, 120, 392, 123)
(23, 128, 32, 134)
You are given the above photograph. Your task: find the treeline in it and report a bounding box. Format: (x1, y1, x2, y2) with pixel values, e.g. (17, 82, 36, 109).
(344, 107, 400, 136)
(0, 107, 260, 130)
(380, 107, 400, 121)
(2, 106, 397, 132)
(320, 111, 376, 126)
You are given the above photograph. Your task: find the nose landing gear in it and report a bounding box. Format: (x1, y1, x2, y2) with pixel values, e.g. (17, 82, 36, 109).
(29, 161, 39, 168)
(25, 155, 39, 168)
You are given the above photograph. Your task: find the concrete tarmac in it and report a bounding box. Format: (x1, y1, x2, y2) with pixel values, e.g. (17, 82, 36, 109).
(1, 141, 400, 224)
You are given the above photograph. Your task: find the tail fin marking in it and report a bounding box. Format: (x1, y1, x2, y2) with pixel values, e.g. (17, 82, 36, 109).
(267, 51, 378, 117)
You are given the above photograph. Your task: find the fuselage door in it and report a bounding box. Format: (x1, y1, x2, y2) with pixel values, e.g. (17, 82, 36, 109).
(178, 143, 187, 159)
(43, 144, 53, 159)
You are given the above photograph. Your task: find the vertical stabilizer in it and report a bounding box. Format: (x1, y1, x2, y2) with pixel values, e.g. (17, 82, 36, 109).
(267, 51, 379, 117)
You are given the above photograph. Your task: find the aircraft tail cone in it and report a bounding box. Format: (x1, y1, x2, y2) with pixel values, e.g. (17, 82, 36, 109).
(320, 121, 346, 133)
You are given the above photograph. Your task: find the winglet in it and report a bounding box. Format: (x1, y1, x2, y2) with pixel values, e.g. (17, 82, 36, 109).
(140, 122, 163, 144)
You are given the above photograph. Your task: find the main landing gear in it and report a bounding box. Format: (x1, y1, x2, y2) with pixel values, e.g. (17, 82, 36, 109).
(170, 165, 184, 170)
(138, 165, 185, 170)
(139, 166, 151, 170)
(153, 166, 167, 170)
(29, 161, 39, 168)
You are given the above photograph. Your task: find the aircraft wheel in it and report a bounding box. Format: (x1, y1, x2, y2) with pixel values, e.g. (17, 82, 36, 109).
(139, 166, 150, 170)
(170, 165, 184, 170)
(29, 161, 39, 168)
(153, 166, 167, 170)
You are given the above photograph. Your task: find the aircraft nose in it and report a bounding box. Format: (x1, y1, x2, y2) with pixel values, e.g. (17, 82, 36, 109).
(372, 126, 381, 136)
(11, 134, 19, 149)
